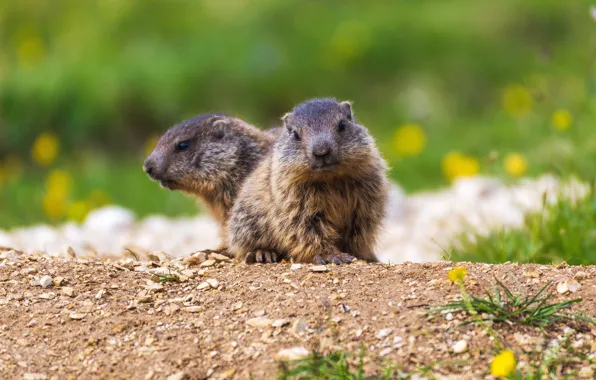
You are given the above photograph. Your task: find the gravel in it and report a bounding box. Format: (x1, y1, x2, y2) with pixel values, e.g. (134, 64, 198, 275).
(0, 175, 588, 263)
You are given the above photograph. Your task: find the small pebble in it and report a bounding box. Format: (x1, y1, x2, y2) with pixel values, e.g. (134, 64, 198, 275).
(23, 374, 48, 380)
(275, 347, 309, 361)
(452, 339, 468, 353)
(183, 306, 202, 313)
(310, 265, 328, 272)
(200, 259, 216, 268)
(39, 275, 53, 289)
(246, 317, 273, 328)
(290, 264, 303, 270)
(376, 328, 393, 339)
(209, 253, 230, 262)
(272, 319, 290, 328)
(69, 313, 86, 320)
(61, 287, 76, 297)
(166, 371, 186, 380)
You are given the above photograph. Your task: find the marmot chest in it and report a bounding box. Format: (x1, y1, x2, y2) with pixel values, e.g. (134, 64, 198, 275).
(302, 182, 359, 230)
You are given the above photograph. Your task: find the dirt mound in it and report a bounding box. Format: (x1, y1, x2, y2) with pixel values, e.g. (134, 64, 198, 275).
(1, 256, 595, 379)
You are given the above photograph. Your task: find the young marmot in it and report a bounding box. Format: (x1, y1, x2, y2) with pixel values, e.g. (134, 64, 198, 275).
(227, 98, 389, 264)
(143, 113, 275, 255)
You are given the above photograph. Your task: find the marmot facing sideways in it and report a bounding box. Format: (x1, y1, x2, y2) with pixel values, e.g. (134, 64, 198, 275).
(143, 114, 275, 255)
(228, 98, 389, 264)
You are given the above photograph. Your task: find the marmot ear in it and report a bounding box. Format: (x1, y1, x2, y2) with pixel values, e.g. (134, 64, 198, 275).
(213, 119, 227, 128)
(339, 101, 353, 121)
(281, 112, 292, 130)
(212, 119, 228, 139)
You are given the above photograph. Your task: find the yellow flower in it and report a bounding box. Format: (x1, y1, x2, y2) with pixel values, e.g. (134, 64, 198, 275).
(46, 170, 72, 195)
(441, 151, 480, 182)
(502, 84, 533, 117)
(67, 201, 91, 223)
(448, 267, 467, 283)
(551, 109, 572, 131)
(393, 124, 426, 157)
(42, 170, 73, 220)
(504, 153, 528, 178)
(42, 189, 67, 220)
(32, 132, 60, 167)
(490, 350, 517, 378)
(17, 35, 45, 68)
(144, 135, 159, 156)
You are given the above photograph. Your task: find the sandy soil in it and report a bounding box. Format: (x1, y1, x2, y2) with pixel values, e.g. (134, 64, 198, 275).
(1, 254, 595, 379)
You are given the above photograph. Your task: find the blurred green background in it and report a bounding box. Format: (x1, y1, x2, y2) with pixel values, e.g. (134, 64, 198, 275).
(1, 0, 595, 228)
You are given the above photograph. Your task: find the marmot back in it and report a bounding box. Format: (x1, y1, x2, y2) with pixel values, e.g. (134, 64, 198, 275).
(228, 98, 389, 264)
(144, 113, 275, 255)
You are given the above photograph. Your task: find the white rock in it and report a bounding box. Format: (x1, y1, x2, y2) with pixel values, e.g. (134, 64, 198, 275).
(557, 279, 581, 294)
(310, 265, 328, 272)
(206, 278, 219, 289)
(275, 347, 310, 361)
(209, 253, 230, 261)
(452, 340, 468, 353)
(39, 275, 53, 289)
(272, 319, 290, 328)
(84, 206, 135, 233)
(376, 328, 393, 339)
(183, 306, 202, 313)
(0, 249, 20, 260)
(166, 371, 186, 380)
(61, 287, 76, 297)
(246, 317, 273, 328)
(23, 374, 48, 380)
(145, 280, 164, 292)
(290, 264, 303, 270)
(200, 259, 216, 268)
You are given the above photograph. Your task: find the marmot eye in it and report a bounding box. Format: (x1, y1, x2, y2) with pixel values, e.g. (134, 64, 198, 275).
(292, 130, 301, 141)
(176, 140, 191, 152)
(338, 120, 347, 132)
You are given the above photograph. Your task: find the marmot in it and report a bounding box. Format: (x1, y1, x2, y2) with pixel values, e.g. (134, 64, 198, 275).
(143, 113, 275, 255)
(228, 98, 389, 264)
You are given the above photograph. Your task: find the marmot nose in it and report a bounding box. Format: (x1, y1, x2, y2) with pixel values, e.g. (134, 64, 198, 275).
(144, 165, 153, 176)
(143, 157, 156, 178)
(312, 144, 331, 159)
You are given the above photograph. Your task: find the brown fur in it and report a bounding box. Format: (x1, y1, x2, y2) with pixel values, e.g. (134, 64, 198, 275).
(143, 114, 275, 253)
(228, 98, 389, 264)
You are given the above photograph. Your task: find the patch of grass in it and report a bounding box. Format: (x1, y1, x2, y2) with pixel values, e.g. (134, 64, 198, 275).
(513, 336, 596, 379)
(277, 349, 365, 380)
(447, 181, 596, 265)
(429, 276, 594, 328)
(151, 273, 180, 283)
(277, 348, 466, 379)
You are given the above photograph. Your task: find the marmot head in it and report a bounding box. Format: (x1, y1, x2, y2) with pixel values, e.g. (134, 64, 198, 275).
(144, 113, 270, 196)
(277, 98, 375, 177)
